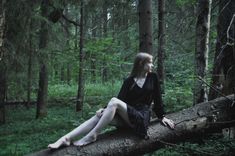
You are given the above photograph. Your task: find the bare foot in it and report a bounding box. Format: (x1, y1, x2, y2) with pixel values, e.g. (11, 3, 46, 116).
(73, 135, 96, 146)
(48, 137, 70, 149)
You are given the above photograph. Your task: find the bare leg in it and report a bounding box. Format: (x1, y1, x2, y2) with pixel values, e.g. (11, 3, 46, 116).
(48, 115, 100, 149)
(73, 97, 132, 146)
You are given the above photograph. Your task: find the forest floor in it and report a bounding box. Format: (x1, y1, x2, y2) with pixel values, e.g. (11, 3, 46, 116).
(1, 82, 235, 156)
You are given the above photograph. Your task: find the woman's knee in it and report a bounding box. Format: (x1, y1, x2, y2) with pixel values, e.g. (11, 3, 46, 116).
(107, 97, 119, 108)
(108, 97, 127, 111)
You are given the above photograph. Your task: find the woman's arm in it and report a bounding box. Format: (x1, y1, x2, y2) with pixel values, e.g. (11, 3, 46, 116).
(152, 73, 175, 129)
(152, 73, 165, 119)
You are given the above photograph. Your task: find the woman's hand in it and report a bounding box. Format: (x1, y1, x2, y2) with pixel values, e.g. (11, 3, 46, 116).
(161, 117, 175, 129)
(96, 108, 104, 118)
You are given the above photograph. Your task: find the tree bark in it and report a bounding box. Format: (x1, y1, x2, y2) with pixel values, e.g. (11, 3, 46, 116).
(63, 7, 71, 85)
(122, 1, 130, 51)
(36, 63, 48, 118)
(27, 95, 235, 156)
(194, 0, 211, 104)
(90, 14, 96, 83)
(209, 0, 235, 100)
(60, 66, 65, 82)
(36, 0, 49, 118)
(138, 0, 153, 54)
(0, 62, 6, 124)
(102, 0, 108, 83)
(67, 63, 71, 85)
(76, 0, 84, 111)
(0, 0, 7, 124)
(27, 14, 33, 109)
(157, 0, 166, 92)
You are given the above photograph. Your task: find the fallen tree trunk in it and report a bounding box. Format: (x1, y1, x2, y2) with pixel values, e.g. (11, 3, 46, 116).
(27, 94, 235, 156)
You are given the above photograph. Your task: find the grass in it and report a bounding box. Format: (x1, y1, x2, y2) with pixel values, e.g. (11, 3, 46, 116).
(0, 81, 121, 156)
(0, 104, 78, 156)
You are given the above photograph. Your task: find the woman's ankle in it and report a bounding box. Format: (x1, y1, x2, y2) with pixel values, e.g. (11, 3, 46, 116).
(73, 134, 97, 146)
(62, 137, 71, 146)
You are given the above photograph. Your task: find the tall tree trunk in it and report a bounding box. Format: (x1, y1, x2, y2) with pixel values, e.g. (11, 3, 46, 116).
(90, 59, 96, 83)
(90, 14, 97, 83)
(36, 0, 49, 118)
(27, 17, 33, 108)
(157, 0, 166, 91)
(14, 48, 21, 100)
(74, 14, 78, 82)
(0, 0, 7, 124)
(67, 63, 71, 85)
(194, 0, 211, 104)
(54, 64, 58, 81)
(66, 36, 71, 85)
(76, 0, 84, 111)
(36, 63, 48, 118)
(60, 66, 65, 82)
(138, 0, 153, 54)
(123, 1, 130, 50)
(110, 4, 116, 40)
(63, 7, 71, 85)
(209, 0, 235, 100)
(0, 62, 6, 124)
(102, 1, 108, 83)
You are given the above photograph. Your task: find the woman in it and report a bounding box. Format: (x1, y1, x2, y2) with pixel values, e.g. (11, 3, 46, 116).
(48, 52, 175, 149)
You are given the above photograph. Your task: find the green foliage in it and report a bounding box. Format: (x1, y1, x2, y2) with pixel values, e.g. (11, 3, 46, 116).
(147, 135, 235, 156)
(164, 84, 193, 112)
(84, 37, 129, 82)
(48, 83, 77, 100)
(85, 37, 115, 56)
(164, 52, 194, 112)
(47, 81, 121, 106)
(176, 0, 196, 6)
(85, 81, 121, 97)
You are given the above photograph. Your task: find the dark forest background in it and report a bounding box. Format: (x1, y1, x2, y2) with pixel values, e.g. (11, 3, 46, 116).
(0, 0, 234, 155)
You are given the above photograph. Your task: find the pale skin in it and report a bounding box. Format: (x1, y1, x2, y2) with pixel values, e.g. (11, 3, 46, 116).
(48, 57, 175, 149)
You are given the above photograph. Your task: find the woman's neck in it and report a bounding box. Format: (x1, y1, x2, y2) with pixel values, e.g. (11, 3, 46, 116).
(136, 72, 148, 78)
(134, 72, 147, 88)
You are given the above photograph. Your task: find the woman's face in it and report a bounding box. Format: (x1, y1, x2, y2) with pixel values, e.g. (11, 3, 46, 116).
(144, 58, 153, 73)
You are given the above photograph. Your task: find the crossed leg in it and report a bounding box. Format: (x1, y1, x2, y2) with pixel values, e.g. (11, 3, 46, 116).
(48, 97, 131, 148)
(48, 115, 100, 149)
(73, 97, 132, 146)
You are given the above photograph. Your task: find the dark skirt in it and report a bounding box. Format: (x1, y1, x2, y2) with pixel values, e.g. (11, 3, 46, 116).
(127, 104, 151, 139)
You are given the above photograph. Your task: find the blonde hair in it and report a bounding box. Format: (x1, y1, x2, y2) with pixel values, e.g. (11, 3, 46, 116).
(130, 52, 153, 77)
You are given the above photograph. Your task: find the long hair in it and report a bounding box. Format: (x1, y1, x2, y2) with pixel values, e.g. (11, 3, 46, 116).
(130, 52, 153, 77)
